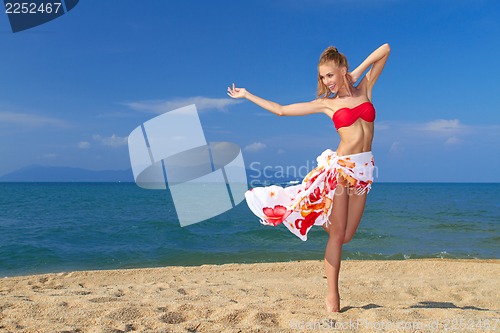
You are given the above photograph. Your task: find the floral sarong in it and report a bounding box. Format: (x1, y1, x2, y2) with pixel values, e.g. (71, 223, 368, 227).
(245, 149, 374, 241)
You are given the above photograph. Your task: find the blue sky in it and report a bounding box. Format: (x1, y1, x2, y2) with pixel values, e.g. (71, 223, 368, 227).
(1, 0, 499, 182)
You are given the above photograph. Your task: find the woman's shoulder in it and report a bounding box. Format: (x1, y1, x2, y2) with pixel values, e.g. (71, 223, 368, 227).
(314, 98, 336, 115)
(354, 78, 372, 99)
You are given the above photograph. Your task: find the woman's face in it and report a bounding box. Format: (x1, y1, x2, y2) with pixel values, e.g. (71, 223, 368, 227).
(318, 61, 346, 94)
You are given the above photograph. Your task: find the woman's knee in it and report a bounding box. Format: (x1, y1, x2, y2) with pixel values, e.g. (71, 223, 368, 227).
(328, 227, 346, 244)
(330, 230, 352, 244)
(342, 233, 353, 244)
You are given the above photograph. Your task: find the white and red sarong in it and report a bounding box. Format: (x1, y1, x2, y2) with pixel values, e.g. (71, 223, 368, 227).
(245, 149, 375, 241)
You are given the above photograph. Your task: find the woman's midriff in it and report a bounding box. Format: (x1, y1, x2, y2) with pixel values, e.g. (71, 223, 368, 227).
(335, 122, 374, 156)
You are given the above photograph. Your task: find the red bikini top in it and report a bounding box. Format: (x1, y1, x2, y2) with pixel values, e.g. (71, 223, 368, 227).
(332, 101, 376, 130)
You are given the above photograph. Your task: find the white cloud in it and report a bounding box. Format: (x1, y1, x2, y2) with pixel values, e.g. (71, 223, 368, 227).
(444, 136, 462, 145)
(123, 96, 243, 114)
(375, 122, 391, 131)
(92, 134, 128, 147)
(97, 111, 135, 118)
(244, 142, 267, 152)
(377, 118, 500, 147)
(78, 141, 91, 149)
(375, 119, 470, 136)
(422, 119, 464, 134)
(389, 141, 402, 154)
(0, 111, 69, 128)
(373, 119, 500, 161)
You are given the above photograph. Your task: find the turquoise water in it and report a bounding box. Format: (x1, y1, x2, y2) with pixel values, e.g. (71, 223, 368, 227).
(0, 182, 498, 277)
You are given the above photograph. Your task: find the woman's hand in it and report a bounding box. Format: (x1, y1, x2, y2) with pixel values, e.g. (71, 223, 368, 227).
(347, 71, 359, 85)
(227, 83, 247, 99)
(348, 43, 390, 94)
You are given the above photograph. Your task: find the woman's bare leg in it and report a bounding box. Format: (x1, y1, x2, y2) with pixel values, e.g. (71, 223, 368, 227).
(323, 189, 366, 239)
(324, 185, 348, 312)
(324, 187, 368, 312)
(343, 189, 367, 244)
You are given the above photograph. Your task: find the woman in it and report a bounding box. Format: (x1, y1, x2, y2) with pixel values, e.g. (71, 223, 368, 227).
(227, 43, 390, 312)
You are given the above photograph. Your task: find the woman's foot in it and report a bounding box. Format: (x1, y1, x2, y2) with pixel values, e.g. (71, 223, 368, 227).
(325, 293, 340, 312)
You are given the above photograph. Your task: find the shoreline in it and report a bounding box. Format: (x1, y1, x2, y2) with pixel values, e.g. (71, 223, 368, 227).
(3, 257, 498, 280)
(1, 259, 498, 332)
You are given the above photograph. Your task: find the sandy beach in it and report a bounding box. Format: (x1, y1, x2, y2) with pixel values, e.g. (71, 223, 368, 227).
(0, 259, 498, 332)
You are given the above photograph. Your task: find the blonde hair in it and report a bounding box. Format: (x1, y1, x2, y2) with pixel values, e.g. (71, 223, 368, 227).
(317, 46, 349, 99)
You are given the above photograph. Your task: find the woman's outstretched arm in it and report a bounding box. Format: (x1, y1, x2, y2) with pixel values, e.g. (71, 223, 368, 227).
(227, 84, 326, 116)
(350, 43, 390, 93)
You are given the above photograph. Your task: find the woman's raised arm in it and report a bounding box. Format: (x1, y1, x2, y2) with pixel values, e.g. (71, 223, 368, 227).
(349, 43, 390, 94)
(227, 83, 326, 116)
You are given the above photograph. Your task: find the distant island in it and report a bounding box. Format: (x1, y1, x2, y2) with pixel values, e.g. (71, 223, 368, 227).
(0, 165, 135, 182)
(0, 165, 302, 184)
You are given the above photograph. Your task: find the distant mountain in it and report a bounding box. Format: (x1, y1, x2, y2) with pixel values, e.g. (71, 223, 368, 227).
(0, 164, 303, 184)
(0, 165, 134, 182)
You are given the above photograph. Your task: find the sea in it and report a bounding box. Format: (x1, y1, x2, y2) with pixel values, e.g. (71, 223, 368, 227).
(0, 182, 498, 277)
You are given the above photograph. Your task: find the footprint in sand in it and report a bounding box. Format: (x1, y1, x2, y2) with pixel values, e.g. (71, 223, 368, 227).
(222, 309, 247, 325)
(160, 311, 186, 324)
(255, 312, 279, 327)
(89, 297, 121, 303)
(107, 307, 143, 321)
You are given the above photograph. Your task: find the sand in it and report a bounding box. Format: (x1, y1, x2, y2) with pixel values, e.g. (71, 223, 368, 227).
(0, 259, 499, 333)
